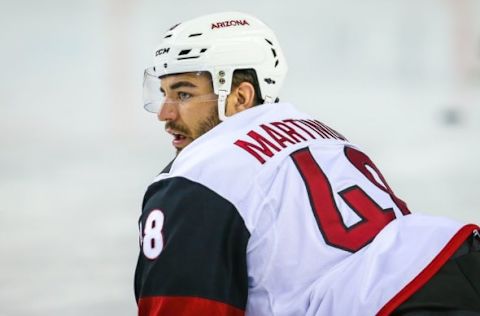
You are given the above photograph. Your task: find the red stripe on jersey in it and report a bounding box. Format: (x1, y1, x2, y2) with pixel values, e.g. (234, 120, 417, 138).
(138, 296, 245, 316)
(377, 224, 480, 316)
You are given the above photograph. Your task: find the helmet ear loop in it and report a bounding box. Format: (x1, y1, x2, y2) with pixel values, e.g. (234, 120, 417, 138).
(217, 90, 229, 121)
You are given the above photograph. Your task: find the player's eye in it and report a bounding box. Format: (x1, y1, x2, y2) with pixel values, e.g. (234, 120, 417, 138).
(178, 92, 192, 101)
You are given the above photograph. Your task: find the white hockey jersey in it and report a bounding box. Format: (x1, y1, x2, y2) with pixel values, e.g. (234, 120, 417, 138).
(135, 102, 477, 316)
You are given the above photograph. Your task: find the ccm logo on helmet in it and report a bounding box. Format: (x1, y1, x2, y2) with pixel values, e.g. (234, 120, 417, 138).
(211, 19, 250, 29)
(155, 48, 170, 56)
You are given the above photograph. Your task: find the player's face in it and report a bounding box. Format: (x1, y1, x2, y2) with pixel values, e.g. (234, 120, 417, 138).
(157, 72, 220, 153)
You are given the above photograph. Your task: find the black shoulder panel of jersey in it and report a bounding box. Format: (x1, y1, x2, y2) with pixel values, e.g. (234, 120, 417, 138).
(135, 176, 250, 311)
(160, 159, 175, 174)
(141, 159, 175, 210)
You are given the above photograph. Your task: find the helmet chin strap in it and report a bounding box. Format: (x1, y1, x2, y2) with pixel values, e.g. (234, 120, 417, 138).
(217, 90, 229, 121)
(264, 95, 273, 103)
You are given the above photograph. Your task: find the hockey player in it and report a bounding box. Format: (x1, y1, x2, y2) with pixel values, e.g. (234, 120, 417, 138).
(135, 12, 480, 315)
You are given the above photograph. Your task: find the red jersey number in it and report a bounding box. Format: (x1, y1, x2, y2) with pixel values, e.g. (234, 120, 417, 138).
(291, 146, 409, 252)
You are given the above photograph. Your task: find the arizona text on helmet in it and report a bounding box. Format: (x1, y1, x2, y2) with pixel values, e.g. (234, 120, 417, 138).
(211, 19, 250, 29)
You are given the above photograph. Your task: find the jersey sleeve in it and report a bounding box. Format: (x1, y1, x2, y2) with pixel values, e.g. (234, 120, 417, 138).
(135, 176, 250, 316)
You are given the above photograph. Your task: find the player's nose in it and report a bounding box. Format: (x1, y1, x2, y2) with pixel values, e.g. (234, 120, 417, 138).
(157, 101, 178, 121)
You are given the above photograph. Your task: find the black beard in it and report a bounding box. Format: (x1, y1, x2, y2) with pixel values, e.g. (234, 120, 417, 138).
(196, 105, 222, 137)
(175, 106, 221, 154)
(165, 121, 191, 136)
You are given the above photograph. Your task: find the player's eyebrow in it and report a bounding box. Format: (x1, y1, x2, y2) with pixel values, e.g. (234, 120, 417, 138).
(170, 81, 197, 90)
(160, 81, 198, 94)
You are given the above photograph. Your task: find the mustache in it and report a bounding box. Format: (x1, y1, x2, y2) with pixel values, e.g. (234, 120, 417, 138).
(165, 121, 190, 135)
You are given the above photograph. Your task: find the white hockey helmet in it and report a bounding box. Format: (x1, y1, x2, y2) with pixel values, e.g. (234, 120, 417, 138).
(143, 11, 288, 121)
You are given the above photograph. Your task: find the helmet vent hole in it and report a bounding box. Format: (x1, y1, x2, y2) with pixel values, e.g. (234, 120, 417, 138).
(177, 56, 200, 60)
(189, 33, 203, 37)
(179, 49, 191, 56)
(169, 23, 181, 31)
(200, 48, 207, 53)
(275, 60, 279, 67)
(271, 48, 277, 58)
(265, 39, 273, 45)
(164, 34, 172, 38)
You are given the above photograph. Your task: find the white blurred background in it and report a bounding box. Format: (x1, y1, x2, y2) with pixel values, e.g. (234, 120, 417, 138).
(0, 0, 479, 315)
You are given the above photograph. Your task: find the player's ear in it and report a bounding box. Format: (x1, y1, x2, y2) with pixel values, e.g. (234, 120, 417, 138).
(226, 82, 255, 116)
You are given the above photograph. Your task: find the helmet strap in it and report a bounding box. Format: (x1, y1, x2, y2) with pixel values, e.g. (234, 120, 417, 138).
(264, 95, 273, 103)
(217, 90, 229, 121)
